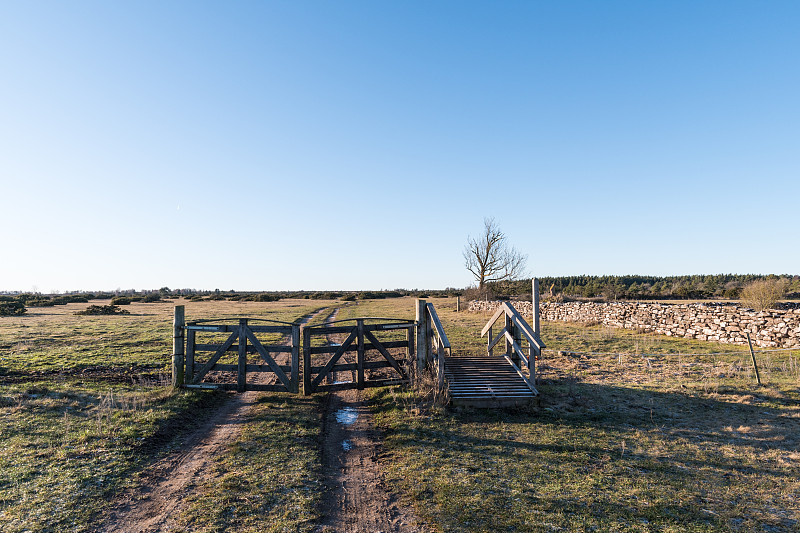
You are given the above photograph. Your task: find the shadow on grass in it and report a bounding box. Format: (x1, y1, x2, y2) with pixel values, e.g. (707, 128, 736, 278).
(368, 381, 800, 532)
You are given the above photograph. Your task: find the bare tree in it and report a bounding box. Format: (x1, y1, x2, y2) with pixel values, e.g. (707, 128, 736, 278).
(463, 218, 527, 291)
(740, 278, 789, 311)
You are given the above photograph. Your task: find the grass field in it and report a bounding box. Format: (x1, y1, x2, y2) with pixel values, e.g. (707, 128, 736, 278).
(353, 297, 800, 532)
(1, 296, 799, 532)
(0, 299, 329, 533)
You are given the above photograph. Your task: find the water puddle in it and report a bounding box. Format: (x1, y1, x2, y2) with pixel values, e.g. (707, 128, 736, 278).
(342, 439, 353, 451)
(335, 407, 358, 425)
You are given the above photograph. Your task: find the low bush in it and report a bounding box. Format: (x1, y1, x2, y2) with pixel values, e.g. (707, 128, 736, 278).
(0, 298, 26, 316)
(75, 304, 130, 315)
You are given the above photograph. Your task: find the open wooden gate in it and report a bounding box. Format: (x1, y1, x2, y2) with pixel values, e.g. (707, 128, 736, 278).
(184, 318, 300, 393)
(302, 318, 414, 394)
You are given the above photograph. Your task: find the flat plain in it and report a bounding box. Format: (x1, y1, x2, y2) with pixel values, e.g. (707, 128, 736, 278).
(1, 296, 798, 532)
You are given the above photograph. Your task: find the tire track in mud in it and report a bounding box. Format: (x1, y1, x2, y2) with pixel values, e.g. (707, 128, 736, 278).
(99, 309, 327, 533)
(314, 309, 431, 533)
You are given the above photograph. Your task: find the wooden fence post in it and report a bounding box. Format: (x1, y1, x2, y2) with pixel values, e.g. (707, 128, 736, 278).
(532, 278, 540, 336)
(357, 319, 365, 389)
(303, 327, 312, 395)
(238, 318, 248, 392)
(291, 324, 300, 394)
(746, 332, 762, 385)
(172, 305, 185, 388)
(416, 299, 427, 371)
(456, 296, 460, 312)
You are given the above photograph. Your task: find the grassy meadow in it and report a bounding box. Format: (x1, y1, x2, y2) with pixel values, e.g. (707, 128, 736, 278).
(0, 299, 330, 533)
(1, 296, 798, 532)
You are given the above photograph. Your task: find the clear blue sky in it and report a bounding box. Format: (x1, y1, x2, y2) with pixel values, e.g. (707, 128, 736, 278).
(2, 1, 798, 292)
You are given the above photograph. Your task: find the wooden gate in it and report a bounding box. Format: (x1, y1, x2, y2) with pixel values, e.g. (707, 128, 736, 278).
(302, 318, 414, 394)
(184, 318, 300, 393)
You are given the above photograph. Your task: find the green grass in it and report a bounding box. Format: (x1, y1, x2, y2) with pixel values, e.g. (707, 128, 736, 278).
(3, 295, 799, 532)
(0, 299, 334, 533)
(349, 297, 800, 532)
(175, 394, 323, 532)
(0, 382, 227, 532)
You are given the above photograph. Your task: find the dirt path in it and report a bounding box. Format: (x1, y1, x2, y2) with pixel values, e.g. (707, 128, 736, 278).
(315, 389, 431, 533)
(313, 309, 430, 533)
(99, 310, 325, 533)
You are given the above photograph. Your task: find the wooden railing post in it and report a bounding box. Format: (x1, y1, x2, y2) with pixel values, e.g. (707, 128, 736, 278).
(237, 318, 248, 392)
(532, 278, 541, 336)
(532, 278, 541, 382)
(415, 299, 427, 371)
(171, 305, 185, 388)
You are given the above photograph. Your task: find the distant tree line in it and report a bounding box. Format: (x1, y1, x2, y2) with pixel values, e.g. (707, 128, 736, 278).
(489, 274, 800, 301)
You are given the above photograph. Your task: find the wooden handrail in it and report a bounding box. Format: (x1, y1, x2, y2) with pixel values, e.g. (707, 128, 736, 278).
(426, 303, 450, 388)
(480, 301, 543, 392)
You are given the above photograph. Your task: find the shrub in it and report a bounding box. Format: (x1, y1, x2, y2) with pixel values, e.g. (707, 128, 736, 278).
(111, 296, 140, 305)
(0, 298, 26, 316)
(251, 293, 278, 302)
(740, 278, 789, 311)
(75, 304, 130, 316)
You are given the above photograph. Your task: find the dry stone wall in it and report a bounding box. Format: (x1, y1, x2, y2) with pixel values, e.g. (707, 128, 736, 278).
(468, 300, 800, 349)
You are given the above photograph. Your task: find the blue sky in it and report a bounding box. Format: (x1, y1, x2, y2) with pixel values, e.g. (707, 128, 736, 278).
(1, 1, 798, 292)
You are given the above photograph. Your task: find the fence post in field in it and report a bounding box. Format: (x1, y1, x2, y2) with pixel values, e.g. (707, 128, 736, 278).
(172, 305, 185, 387)
(746, 332, 762, 385)
(456, 296, 460, 312)
(532, 278, 540, 336)
(416, 299, 428, 371)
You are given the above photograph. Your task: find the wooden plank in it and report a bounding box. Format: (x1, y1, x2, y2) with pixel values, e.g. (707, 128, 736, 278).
(313, 378, 407, 392)
(185, 329, 195, 384)
(172, 305, 185, 387)
(247, 325, 295, 334)
(303, 327, 312, 395)
(307, 340, 407, 355)
(245, 327, 292, 390)
(311, 329, 358, 387)
(185, 324, 231, 332)
(237, 321, 247, 393)
(310, 360, 395, 372)
(480, 304, 507, 337)
(194, 343, 293, 353)
(357, 320, 365, 388)
(366, 322, 415, 331)
(192, 330, 238, 383)
(291, 324, 300, 394)
(416, 299, 427, 371)
(426, 303, 451, 348)
(532, 278, 540, 336)
(212, 363, 293, 373)
(363, 329, 406, 378)
(304, 325, 356, 335)
(487, 328, 505, 352)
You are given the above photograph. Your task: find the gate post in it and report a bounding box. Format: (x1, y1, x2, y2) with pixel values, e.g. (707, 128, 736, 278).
(303, 327, 312, 395)
(171, 305, 185, 388)
(291, 324, 300, 394)
(357, 319, 365, 389)
(237, 318, 247, 393)
(415, 299, 427, 371)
